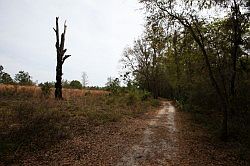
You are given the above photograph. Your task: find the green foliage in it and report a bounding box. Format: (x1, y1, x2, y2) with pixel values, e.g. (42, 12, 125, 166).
(0, 65, 3, 72)
(140, 90, 151, 101)
(39, 82, 52, 97)
(0, 65, 13, 84)
(105, 77, 120, 94)
(14, 71, 33, 85)
(69, 80, 82, 89)
(126, 91, 140, 105)
(0, 65, 3, 77)
(1, 73, 13, 84)
(125, 88, 152, 105)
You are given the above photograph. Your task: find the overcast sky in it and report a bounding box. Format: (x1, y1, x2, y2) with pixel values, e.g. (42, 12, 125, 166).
(0, 0, 144, 86)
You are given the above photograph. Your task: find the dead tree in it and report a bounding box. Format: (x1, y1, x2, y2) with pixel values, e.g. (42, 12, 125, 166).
(53, 17, 71, 99)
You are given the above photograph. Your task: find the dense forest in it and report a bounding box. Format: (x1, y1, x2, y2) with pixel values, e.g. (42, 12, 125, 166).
(122, 0, 250, 140)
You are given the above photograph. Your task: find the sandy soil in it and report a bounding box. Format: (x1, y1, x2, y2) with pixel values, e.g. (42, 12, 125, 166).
(117, 101, 178, 165)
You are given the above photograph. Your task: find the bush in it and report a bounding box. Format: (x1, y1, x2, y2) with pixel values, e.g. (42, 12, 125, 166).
(105, 78, 120, 94)
(39, 82, 52, 97)
(139, 90, 151, 101)
(126, 92, 139, 105)
(69, 80, 82, 89)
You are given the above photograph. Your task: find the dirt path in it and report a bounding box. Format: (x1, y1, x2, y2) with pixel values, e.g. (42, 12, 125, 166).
(117, 101, 178, 165)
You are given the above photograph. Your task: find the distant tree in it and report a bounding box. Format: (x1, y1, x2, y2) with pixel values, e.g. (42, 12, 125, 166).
(0, 65, 3, 75)
(14, 71, 33, 85)
(0, 65, 13, 84)
(106, 77, 112, 87)
(0, 65, 4, 83)
(54, 17, 71, 99)
(70, 80, 82, 89)
(122, 24, 167, 99)
(81, 72, 88, 88)
(1, 73, 13, 84)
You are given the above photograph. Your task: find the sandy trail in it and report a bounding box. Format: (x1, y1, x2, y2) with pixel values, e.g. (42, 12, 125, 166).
(117, 101, 178, 166)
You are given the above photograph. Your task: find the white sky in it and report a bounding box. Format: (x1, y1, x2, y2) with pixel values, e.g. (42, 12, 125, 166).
(0, 0, 144, 86)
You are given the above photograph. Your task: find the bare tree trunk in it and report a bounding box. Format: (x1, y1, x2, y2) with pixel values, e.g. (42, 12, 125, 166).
(53, 17, 71, 99)
(221, 101, 229, 141)
(152, 48, 159, 99)
(173, 30, 181, 99)
(230, 1, 241, 115)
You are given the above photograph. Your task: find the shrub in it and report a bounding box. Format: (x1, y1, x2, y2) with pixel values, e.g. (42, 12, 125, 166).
(105, 78, 120, 94)
(139, 91, 151, 101)
(39, 82, 52, 97)
(126, 92, 139, 105)
(69, 80, 82, 89)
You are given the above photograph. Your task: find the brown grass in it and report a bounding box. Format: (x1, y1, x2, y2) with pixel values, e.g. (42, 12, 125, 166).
(0, 85, 158, 165)
(0, 84, 109, 99)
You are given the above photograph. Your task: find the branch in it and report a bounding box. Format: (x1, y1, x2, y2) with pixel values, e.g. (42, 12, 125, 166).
(64, 20, 67, 35)
(156, 2, 190, 27)
(62, 55, 71, 64)
(54, 17, 60, 49)
(155, 1, 225, 102)
(60, 20, 67, 50)
(63, 49, 67, 55)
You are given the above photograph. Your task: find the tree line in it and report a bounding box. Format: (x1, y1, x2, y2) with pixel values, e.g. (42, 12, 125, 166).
(0, 66, 33, 85)
(0, 64, 87, 89)
(0, 64, 118, 92)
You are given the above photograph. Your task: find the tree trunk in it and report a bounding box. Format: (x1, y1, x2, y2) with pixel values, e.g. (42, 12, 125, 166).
(221, 101, 229, 141)
(53, 17, 71, 99)
(173, 30, 181, 99)
(55, 63, 63, 98)
(230, 1, 241, 115)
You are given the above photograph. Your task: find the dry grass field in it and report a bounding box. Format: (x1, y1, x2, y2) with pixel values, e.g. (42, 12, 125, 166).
(0, 84, 109, 99)
(0, 84, 159, 165)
